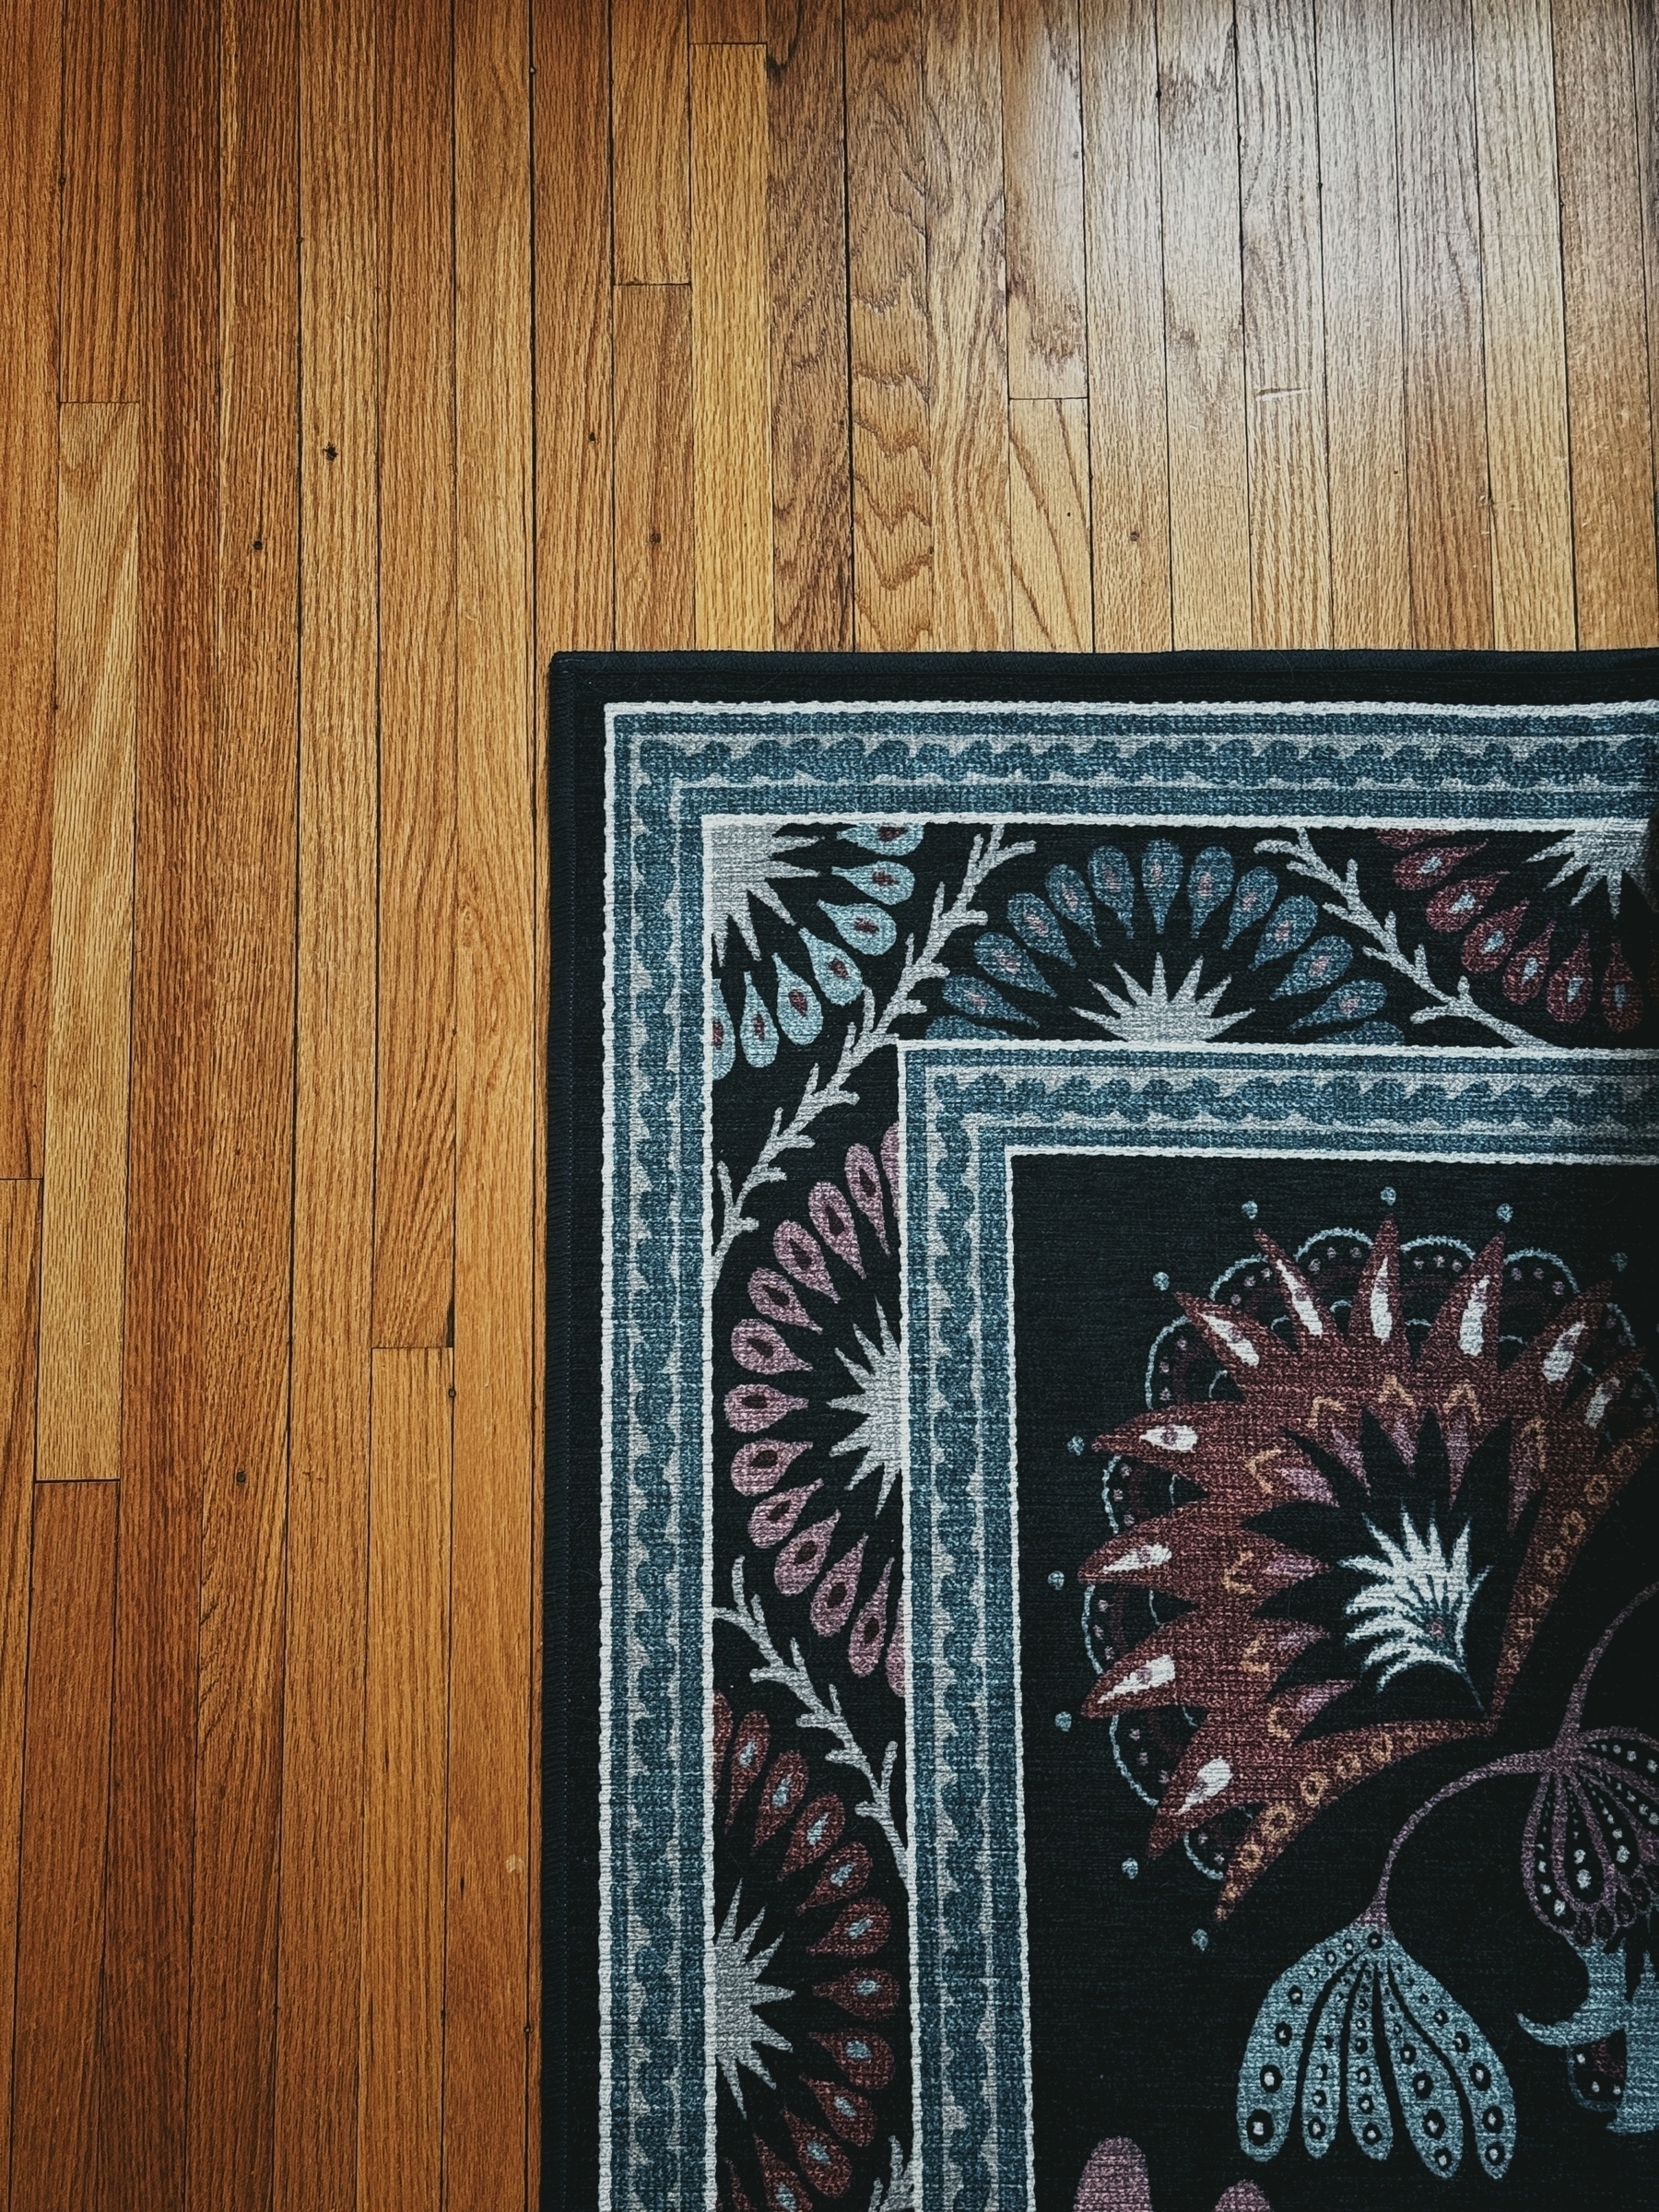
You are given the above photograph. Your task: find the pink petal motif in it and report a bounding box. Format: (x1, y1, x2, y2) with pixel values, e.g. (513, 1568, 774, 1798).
(1074, 2137, 1152, 2212)
(782, 1793, 844, 1877)
(1602, 944, 1642, 1033)
(884, 1609, 906, 1698)
(803, 1841, 873, 1914)
(1503, 920, 1555, 1003)
(777, 1512, 841, 1595)
(730, 1437, 810, 1497)
(809, 1181, 865, 1277)
(810, 1535, 868, 1636)
(1393, 841, 1483, 889)
(775, 1219, 838, 1301)
(1547, 935, 1594, 1025)
(748, 1266, 821, 1333)
(725, 1710, 770, 1828)
(753, 1749, 808, 1846)
(732, 1319, 811, 1376)
(1461, 899, 1526, 974)
(808, 1898, 891, 1957)
(847, 1559, 893, 1676)
(748, 1482, 820, 1549)
(1215, 2190, 1273, 2212)
(1427, 870, 1503, 934)
(724, 1382, 806, 1434)
(844, 1144, 888, 1251)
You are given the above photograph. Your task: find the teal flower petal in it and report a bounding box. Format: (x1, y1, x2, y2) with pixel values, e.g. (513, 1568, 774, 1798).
(772, 954, 822, 1044)
(799, 927, 863, 1005)
(738, 973, 779, 1067)
(841, 821, 922, 855)
(819, 900, 897, 957)
(834, 859, 914, 905)
(1088, 844, 1136, 931)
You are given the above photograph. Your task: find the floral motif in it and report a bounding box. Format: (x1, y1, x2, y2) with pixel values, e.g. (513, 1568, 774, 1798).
(1078, 1218, 1656, 1908)
(1237, 1920, 1514, 2180)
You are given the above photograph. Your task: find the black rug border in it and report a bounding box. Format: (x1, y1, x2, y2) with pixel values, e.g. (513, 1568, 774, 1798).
(541, 644, 1659, 2211)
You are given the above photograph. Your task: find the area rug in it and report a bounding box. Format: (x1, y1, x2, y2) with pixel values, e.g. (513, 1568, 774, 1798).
(546, 651, 1659, 2212)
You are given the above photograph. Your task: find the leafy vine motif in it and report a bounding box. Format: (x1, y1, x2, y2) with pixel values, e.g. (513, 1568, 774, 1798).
(711, 824, 1033, 1288)
(715, 1558, 910, 1885)
(1256, 829, 1556, 1048)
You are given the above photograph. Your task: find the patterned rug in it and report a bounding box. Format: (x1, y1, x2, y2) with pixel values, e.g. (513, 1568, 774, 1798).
(546, 652, 1659, 2212)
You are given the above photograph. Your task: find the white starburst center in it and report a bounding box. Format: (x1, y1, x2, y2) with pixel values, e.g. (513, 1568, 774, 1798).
(1342, 1512, 1487, 1692)
(830, 1303, 905, 1512)
(1080, 955, 1248, 1045)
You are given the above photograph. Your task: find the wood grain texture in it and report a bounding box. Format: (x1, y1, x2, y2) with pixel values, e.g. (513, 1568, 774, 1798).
(7, 1481, 119, 2212)
(613, 0, 691, 282)
(0, 1183, 41, 2205)
(534, 0, 614, 656)
(359, 1351, 452, 2212)
(1316, 0, 1412, 648)
(91, 0, 218, 2194)
(1159, 0, 1251, 647)
(375, 0, 457, 1347)
(59, 0, 138, 399)
(448, 0, 535, 2204)
(615, 284, 696, 649)
(275, 3, 380, 2206)
(1635, 0, 1659, 549)
(0, 0, 60, 1177)
(38, 406, 137, 1486)
(1552, 0, 1658, 647)
(186, 0, 300, 2199)
(1009, 394, 1092, 648)
(1002, 0, 1087, 400)
(1079, 0, 1170, 651)
(1395, 0, 1493, 647)
(1470, 0, 1573, 650)
(767, 0, 853, 649)
(1236, 0, 1330, 647)
(846, 0, 932, 648)
(691, 40, 774, 646)
(693, 0, 763, 36)
(926, 0, 1011, 648)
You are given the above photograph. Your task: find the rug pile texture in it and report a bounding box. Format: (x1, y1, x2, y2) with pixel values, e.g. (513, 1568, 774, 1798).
(547, 653, 1658, 2212)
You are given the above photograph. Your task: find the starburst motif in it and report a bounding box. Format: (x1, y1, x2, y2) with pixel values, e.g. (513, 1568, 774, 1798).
(829, 1303, 905, 1513)
(1343, 1512, 1487, 1692)
(712, 1884, 794, 2115)
(709, 820, 818, 967)
(1079, 955, 1247, 1044)
(1528, 818, 1653, 918)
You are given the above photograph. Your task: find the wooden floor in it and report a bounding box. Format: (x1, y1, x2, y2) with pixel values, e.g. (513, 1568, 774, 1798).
(1, 1, 1656, 2207)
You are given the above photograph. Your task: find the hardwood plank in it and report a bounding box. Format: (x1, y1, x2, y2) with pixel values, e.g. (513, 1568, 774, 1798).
(767, 0, 853, 648)
(613, 0, 691, 283)
(1635, 0, 1659, 550)
(1315, 0, 1412, 647)
(375, 0, 457, 1347)
(8, 1482, 119, 2212)
(359, 1352, 452, 2212)
(690, 40, 773, 646)
(615, 284, 696, 649)
(925, 0, 1011, 649)
(37, 406, 137, 1486)
(845, 0, 932, 649)
(0, 0, 60, 1177)
(1470, 0, 1573, 649)
(1009, 394, 1092, 648)
(533, 0, 614, 655)
(0, 1182, 41, 2205)
(1394, 0, 1492, 647)
(1158, 0, 1251, 647)
(1553, 0, 1658, 646)
(91, 0, 218, 2194)
(59, 0, 139, 399)
(273, 2, 380, 2206)
(1002, 0, 1087, 400)
(183, 0, 301, 2201)
(693, 0, 763, 35)
(449, 0, 535, 2204)
(1079, 0, 1170, 651)
(1236, 0, 1330, 647)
